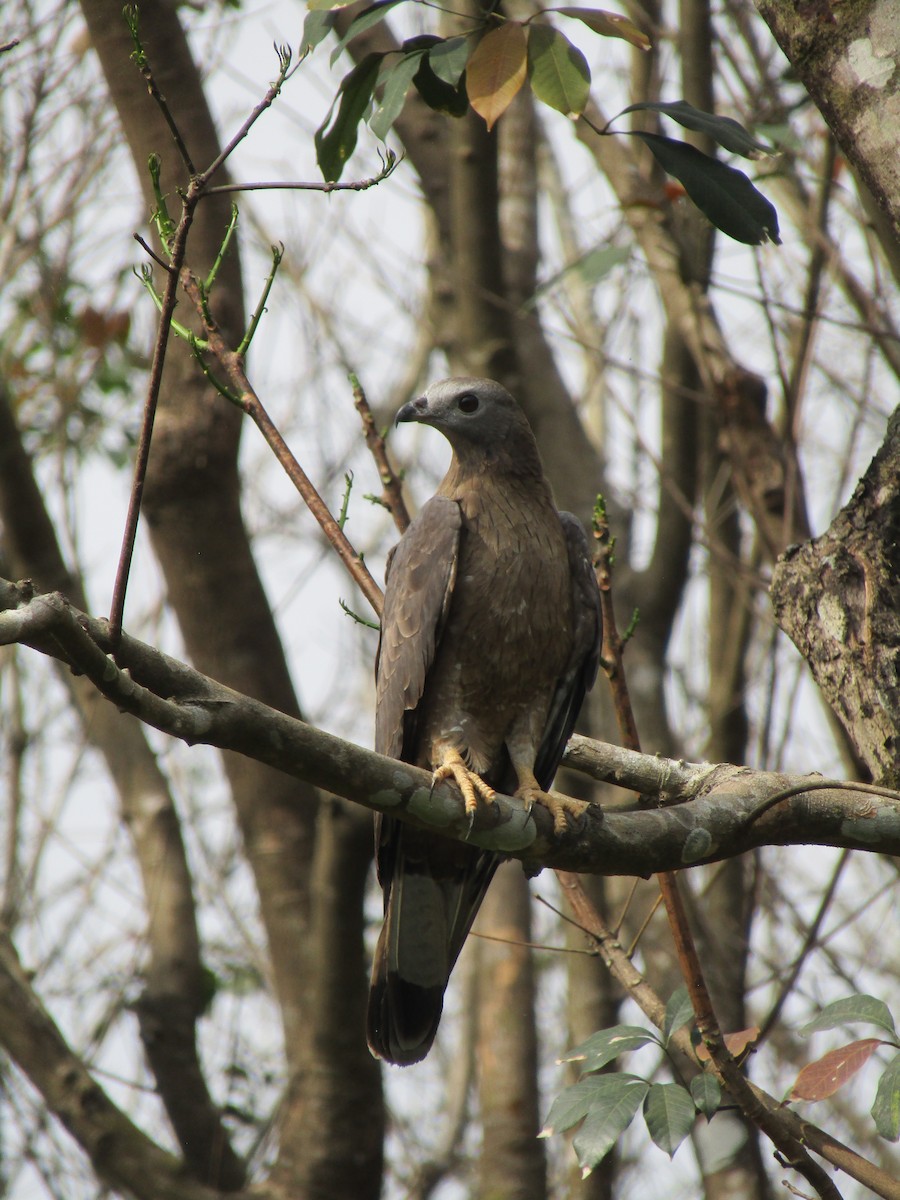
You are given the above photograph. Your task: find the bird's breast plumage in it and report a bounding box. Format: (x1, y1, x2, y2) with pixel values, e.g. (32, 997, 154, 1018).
(416, 472, 573, 778)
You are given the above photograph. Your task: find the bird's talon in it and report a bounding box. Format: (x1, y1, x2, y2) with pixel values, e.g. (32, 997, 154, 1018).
(518, 787, 588, 835)
(433, 756, 496, 820)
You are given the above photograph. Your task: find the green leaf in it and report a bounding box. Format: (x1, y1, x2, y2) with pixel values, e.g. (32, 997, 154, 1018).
(571, 1076, 649, 1174)
(302, 7, 337, 52)
(315, 53, 383, 182)
(690, 1073, 722, 1117)
(428, 35, 471, 86)
(664, 986, 695, 1041)
(369, 51, 425, 141)
(872, 1051, 900, 1141)
(540, 1078, 608, 1136)
(329, 0, 404, 66)
(621, 99, 776, 158)
(466, 23, 528, 131)
(307, 0, 368, 11)
(527, 23, 590, 118)
(800, 995, 897, 1039)
(643, 1082, 697, 1156)
(531, 244, 630, 304)
(631, 132, 781, 245)
(560, 1024, 659, 1074)
(553, 7, 650, 51)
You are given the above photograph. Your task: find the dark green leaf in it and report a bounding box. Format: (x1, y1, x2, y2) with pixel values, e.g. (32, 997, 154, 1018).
(540, 1078, 608, 1136)
(872, 1051, 900, 1141)
(621, 100, 776, 158)
(631, 132, 781, 245)
(526, 23, 590, 118)
(370, 51, 425, 140)
(690, 1073, 722, 1117)
(643, 1082, 697, 1156)
(401, 34, 442, 52)
(560, 1024, 659, 1073)
(800, 995, 897, 1039)
(571, 1076, 649, 1173)
(414, 53, 469, 117)
(329, 1, 404, 66)
(427, 35, 471, 85)
(315, 53, 383, 182)
(664, 986, 695, 1041)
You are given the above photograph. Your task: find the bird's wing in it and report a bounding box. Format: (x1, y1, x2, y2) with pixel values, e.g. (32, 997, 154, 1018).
(374, 495, 461, 763)
(370, 495, 495, 1064)
(534, 511, 602, 789)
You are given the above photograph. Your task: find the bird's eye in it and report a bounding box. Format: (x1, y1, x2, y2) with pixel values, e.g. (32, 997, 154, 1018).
(458, 393, 479, 413)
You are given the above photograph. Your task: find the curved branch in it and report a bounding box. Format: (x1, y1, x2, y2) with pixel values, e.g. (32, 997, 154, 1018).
(0, 933, 228, 1200)
(2, 578, 898, 873)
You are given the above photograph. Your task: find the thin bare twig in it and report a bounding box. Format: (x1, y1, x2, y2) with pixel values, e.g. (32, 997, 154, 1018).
(178, 270, 384, 616)
(109, 196, 196, 649)
(117, 22, 395, 640)
(757, 849, 850, 1043)
(125, 6, 196, 176)
(203, 159, 401, 196)
(350, 374, 410, 534)
(199, 48, 293, 185)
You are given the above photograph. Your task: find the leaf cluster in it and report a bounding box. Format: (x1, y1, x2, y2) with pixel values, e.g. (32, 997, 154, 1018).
(792, 994, 900, 1142)
(305, 0, 779, 245)
(541, 988, 719, 1175)
(543, 988, 900, 1177)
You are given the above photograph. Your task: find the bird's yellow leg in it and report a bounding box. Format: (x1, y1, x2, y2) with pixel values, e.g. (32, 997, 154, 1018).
(513, 767, 589, 835)
(432, 747, 496, 816)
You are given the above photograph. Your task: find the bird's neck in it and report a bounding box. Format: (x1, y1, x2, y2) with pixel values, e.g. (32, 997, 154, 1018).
(440, 435, 547, 491)
(439, 459, 557, 522)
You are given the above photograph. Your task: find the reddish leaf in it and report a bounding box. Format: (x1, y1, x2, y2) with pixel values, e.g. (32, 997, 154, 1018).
(791, 1039, 884, 1102)
(79, 306, 131, 349)
(466, 24, 527, 131)
(695, 1026, 759, 1063)
(724, 1026, 759, 1060)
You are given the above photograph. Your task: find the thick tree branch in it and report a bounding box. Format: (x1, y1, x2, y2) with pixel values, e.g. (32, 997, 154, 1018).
(2, 578, 898, 873)
(0, 933, 228, 1200)
(752, 0, 900, 241)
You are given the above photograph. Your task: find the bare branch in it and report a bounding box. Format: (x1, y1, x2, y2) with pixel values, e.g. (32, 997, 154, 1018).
(2, 579, 899, 873)
(351, 374, 410, 534)
(0, 932, 228, 1200)
(202, 159, 401, 196)
(177, 269, 384, 616)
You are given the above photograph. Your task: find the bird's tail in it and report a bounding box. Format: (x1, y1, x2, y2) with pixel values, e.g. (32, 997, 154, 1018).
(367, 823, 497, 1065)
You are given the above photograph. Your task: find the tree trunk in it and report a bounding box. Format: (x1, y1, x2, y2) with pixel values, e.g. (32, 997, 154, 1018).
(771, 405, 900, 780)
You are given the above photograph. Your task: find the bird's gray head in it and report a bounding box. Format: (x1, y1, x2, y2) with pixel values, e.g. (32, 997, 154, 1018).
(396, 378, 538, 469)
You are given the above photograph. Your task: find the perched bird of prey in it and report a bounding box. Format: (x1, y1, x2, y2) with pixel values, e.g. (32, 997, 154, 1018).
(367, 377, 601, 1066)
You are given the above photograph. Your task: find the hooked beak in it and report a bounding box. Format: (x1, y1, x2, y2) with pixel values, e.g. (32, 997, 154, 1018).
(395, 395, 429, 427)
